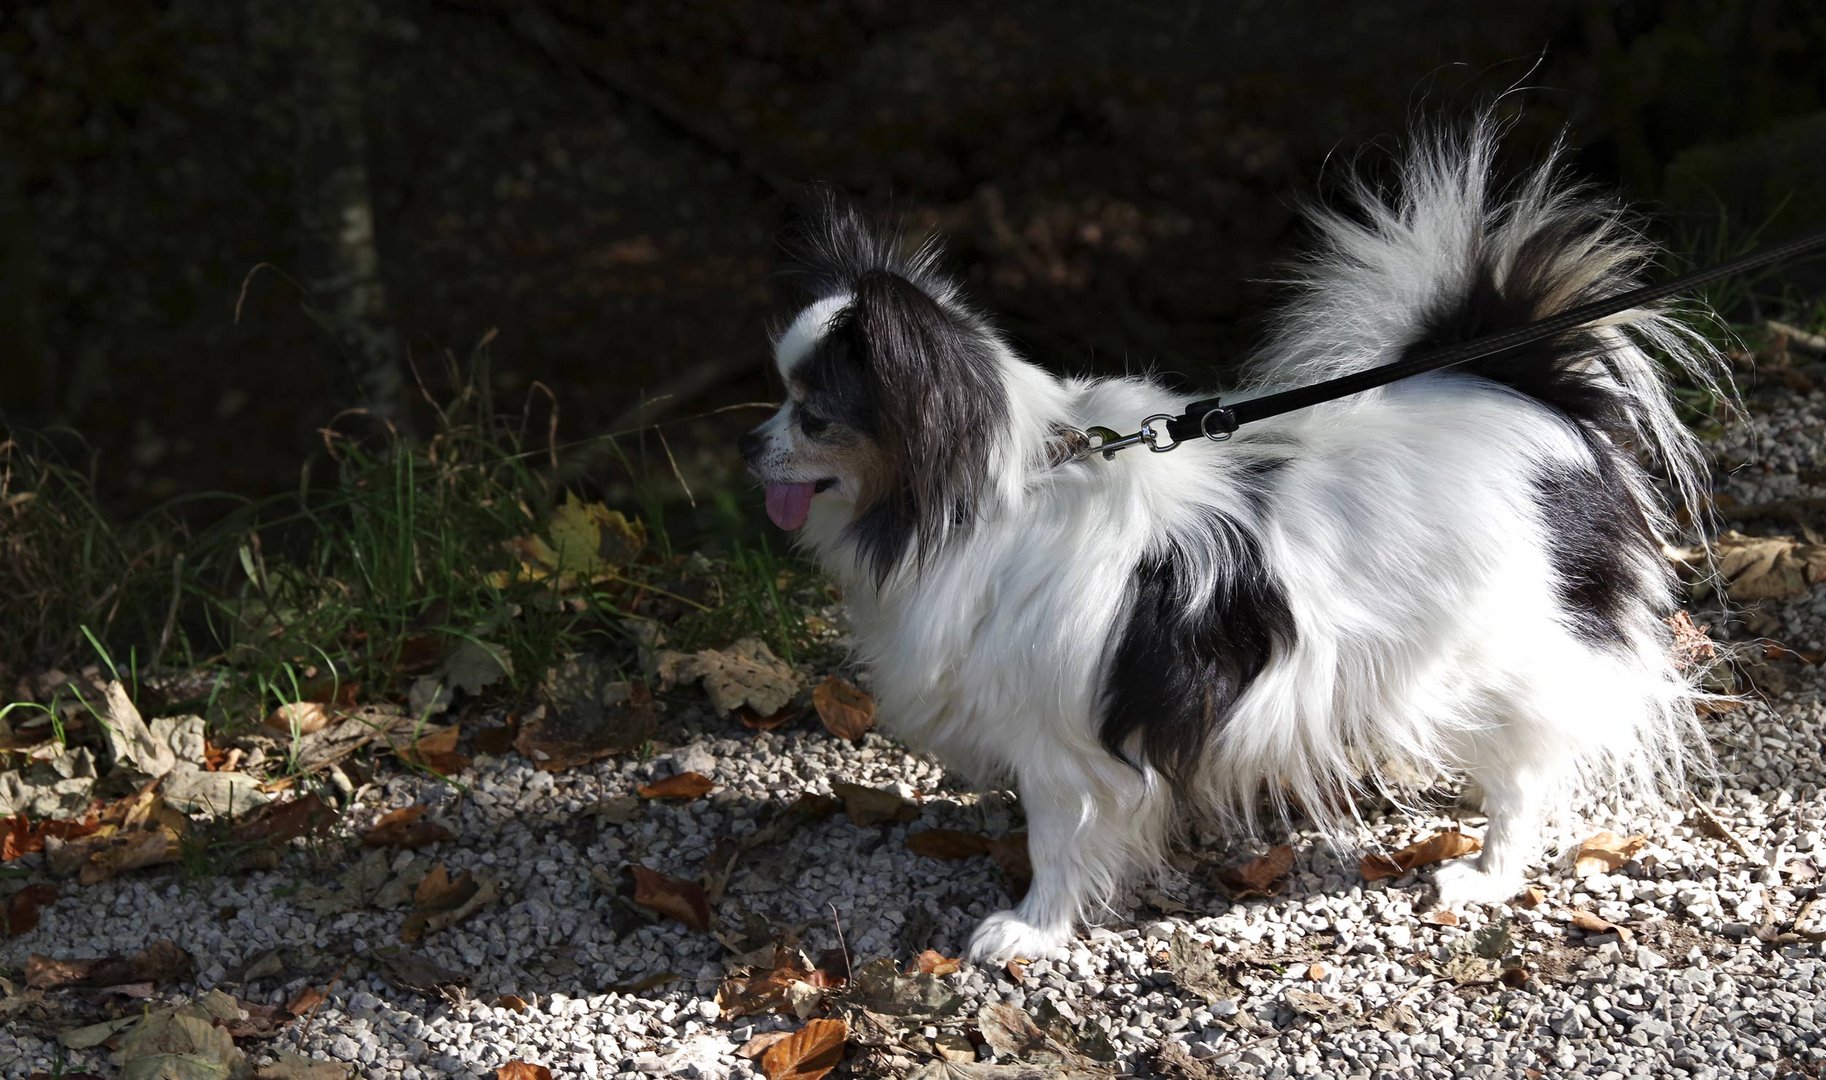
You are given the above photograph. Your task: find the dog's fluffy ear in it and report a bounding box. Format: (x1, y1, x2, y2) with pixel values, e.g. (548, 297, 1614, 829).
(842, 268, 1005, 582)
(774, 184, 896, 313)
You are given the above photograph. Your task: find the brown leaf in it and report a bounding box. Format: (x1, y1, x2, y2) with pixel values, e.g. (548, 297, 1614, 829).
(362, 805, 453, 849)
(830, 783, 918, 828)
(1666, 611, 1717, 672)
(264, 701, 333, 736)
(637, 772, 716, 800)
(26, 939, 193, 989)
(1572, 832, 1649, 877)
(905, 829, 993, 860)
(1421, 909, 1461, 927)
(61, 828, 180, 886)
(656, 638, 801, 716)
(285, 985, 328, 1017)
(1702, 531, 1826, 602)
(496, 1064, 553, 1080)
(515, 683, 657, 771)
(402, 862, 499, 942)
(1306, 962, 1328, 980)
(630, 865, 711, 930)
(717, 948, 825, 1018)
(1518, 886, 1546, 909)
(1005, 958, 1027, 983)
(914, 949, 961, 977)
(233, 793, 338, 847)
(399, 723, 470, 775)
(812, 676, 876, 742)
(759, 1018, 846, 1080)
(1216, 845, 1294, 899)
(1362, 830, 1483, 882)
(473, 718, 519, 755)
(735, 704, 801, 732)
(1564, 908, 1634, 941)
(2, 812, 102, 862)
(496, 994, 530, 1012)
(2, 884, 58, 937)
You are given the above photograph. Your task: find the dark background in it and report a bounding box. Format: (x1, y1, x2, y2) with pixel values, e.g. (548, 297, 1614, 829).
(3, 0, 1824, 533)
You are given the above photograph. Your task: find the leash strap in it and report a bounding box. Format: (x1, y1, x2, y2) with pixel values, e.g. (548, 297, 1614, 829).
(1077, 226, 1826, 459)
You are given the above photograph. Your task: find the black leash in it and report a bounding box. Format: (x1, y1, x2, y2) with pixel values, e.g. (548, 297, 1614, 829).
(1074, 226, 1826, 460)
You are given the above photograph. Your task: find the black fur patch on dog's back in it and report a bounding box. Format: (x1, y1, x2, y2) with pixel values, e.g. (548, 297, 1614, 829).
(1531, 453, 1669, 648)
(1102, 518, 1297, 789)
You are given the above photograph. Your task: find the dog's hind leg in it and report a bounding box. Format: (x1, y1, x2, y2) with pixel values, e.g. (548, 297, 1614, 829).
(966, 760, 1171, 963)
(1432, 707, 1576, 908)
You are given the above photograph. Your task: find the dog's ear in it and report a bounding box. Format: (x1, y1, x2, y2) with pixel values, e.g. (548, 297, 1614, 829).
(843, 268, 1005, 580)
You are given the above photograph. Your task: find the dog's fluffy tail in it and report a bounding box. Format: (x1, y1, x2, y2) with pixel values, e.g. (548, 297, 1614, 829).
(1250, 122, 1731, 544)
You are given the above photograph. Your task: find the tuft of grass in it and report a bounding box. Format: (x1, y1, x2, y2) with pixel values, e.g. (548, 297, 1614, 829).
(1, 345, 822, 738)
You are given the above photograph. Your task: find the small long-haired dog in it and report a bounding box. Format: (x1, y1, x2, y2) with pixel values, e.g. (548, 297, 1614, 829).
(739, 125, 1728, 962)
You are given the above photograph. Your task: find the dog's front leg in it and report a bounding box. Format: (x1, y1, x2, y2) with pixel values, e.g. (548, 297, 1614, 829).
(966, 763, 1165, 963)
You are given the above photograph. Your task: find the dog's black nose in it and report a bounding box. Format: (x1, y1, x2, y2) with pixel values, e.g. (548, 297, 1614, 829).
(737, 430, 764, 464)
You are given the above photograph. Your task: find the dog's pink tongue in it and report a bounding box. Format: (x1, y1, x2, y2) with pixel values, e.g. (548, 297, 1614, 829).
(764, 482, 818, 530)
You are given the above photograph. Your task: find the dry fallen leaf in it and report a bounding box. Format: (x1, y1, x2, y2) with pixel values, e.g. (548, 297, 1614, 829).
(362, 806, 453, 849)
(655, 638, 800, 716)
(1697, 531, 1826, 602)
(1420, 909, 1462, 927)
(717, 948, 833, 1018)
(285, 985, 328, 1017)
(914, 950, 961, 977)
(264, 701, 333, 736)
(1518, 886, 1546, 909)
(1362, 830, 1482, 882)
(1573, 832, 1649, 877)
(2, 884, 58, 937)
(1565, 909, 1634, 941)
(1216, 845, 1294, 899)
(630, 866, 712, 931)
(2, 812, 102, 862)
(496, 1064, 553, 1080)
(1005, 959, 1027, 984)
(26, 939, 193, 989)
(398, 723, 470, 775)
(812, 676, 876, 742)
(1666, 610, 1717, 672)
(905, 829, 992, 860)
(1306, 962, 1328, 980)
(831, 783, 918, 828)
(234, 793, 338, 847)
(637, 772, 716, 801)
(735, 704, 801, 732)
(759, 1018, 846, 1080)
(516, 682, 657, 772)
(402, 862, 499, 942)
(496, 994, 530, 1012)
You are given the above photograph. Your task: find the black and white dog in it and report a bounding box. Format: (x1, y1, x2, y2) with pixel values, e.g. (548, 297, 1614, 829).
(740, 125, 1725, 962)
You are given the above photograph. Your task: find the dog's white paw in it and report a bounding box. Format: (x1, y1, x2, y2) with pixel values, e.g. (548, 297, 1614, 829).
(1432, 858, 1526, 909)
(966, 909, 1069, 964)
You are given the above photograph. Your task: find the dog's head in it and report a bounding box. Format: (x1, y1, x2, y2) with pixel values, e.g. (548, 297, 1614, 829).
(740, 191, 1008, 584)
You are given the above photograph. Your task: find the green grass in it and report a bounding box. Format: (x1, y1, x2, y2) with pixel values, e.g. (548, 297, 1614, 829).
(0, 352, 816, 739)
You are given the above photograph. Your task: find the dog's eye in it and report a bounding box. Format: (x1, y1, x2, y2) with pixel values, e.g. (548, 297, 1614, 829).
(799, 409, 830, 437)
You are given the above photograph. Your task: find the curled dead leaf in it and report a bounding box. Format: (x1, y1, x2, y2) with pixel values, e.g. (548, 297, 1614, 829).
(285, 985, 328, 1017)
(1565, 908, 1634, 941)
(1420, 909, 1461, 927)
(397, 723, 469, 775)
(402, 862, 499, 942)
(914, 949, 961, 977)
(759, 1018, 846, 1080)
(812, 676, 876, 742)
(496, 1064, 553, 1080)
(1572, 832, 1649, 877)
(736, 704, 801, 731)
(637, 772, 716, 800)
(362, 805, 453, 849)
(517, 682, 657, 771)
(736, 1030, 794, 1059)
(1216, 845, 1294, 899)
(1362, 830, 1482, 882)
(630, 865, 712, 931)
(3, 812, 102, 862)
(234, 793, 338, 846)
(497, 994, 530, 1012)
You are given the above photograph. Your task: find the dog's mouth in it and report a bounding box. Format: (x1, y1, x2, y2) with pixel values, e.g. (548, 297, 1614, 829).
(764, 478, 837, 530)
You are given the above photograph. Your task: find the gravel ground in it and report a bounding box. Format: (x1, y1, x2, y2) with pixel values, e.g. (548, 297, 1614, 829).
(5, 386, 1826, 1079)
